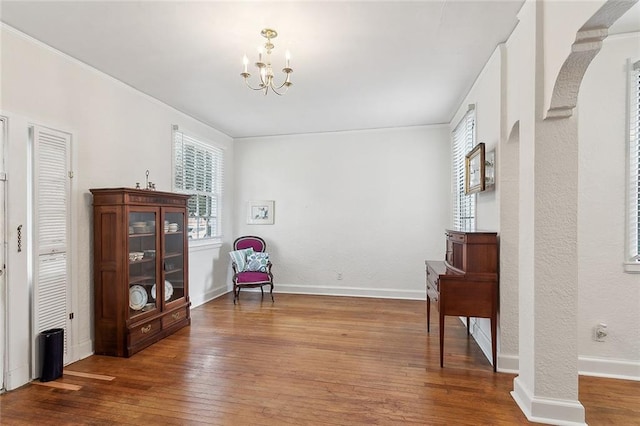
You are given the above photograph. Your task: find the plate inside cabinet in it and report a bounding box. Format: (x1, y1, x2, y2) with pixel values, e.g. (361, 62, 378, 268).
(151, 280, 174, 302)
(129, 285, 148, 310)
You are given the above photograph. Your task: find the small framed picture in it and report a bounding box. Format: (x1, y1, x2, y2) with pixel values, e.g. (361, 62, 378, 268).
(465, 142, 486, 194)
(247, 200, 275, 225)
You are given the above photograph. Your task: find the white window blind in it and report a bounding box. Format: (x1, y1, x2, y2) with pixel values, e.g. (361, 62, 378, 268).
(452, 105, 476, 231)
(32, 125, 71, 363)
(628, 60, 640, 265)
(173, 126, 224, 240)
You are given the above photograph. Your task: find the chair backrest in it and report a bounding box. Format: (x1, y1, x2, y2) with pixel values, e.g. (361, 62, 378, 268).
(234, 236, 266, 253)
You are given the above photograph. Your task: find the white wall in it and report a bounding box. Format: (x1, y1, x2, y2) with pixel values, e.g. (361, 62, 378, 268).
(577, 33, 640, 378)
(0, 25, 234, 389)
(451, 49, 502, 232)
(445, 16, 640, 380)
(449, 47, 507, 368)
(233, 126, 451, 299)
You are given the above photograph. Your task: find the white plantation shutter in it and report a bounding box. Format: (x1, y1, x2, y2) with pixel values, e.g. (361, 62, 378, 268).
(452, 106, 476, 231)
(32, 125, 71, 362)
(173, 126, 224, 239)
(629, 61, 640, 262)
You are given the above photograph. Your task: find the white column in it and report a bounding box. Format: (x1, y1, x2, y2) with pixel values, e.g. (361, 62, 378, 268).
(510, 0, 634, 424)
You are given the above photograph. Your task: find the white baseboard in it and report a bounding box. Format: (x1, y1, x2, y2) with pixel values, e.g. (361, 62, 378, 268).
(465, 317, 494, 368)
(274, 283, 425, 300)
(190, 284, 230, 308)
(500, 354, 640, 381)
(512, 376, 587, 426)
(466, 320, 519, 374)
(73, 339, 94, 362)
(578, 355, 640, 381)
(4, 363, 30, 391)
(458, 319, 638, 380)
(497, 353, 519, 373)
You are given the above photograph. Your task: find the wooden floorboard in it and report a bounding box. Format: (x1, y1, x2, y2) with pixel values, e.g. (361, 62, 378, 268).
(1, 293, 638, 425)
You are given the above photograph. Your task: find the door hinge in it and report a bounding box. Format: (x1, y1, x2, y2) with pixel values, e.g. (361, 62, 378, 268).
(69, 312, 74, 320)
(68, 171, 74, 178)
(0, 172, 6, 181)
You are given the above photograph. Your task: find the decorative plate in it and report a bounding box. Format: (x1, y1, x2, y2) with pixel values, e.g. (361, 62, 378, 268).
(151, 280, 174, 302)
(129, 285, 148, 310)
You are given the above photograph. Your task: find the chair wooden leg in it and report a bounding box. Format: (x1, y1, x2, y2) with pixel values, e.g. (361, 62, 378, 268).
(233, 284, 237, 305)
(260, 286, 264, 299)
(270, 284, 274, 302)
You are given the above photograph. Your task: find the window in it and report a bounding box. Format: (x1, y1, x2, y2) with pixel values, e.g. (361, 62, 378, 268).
(452, 105, 476, 231)
(627, 60, 640, 271)
(173, 126, 224, 241)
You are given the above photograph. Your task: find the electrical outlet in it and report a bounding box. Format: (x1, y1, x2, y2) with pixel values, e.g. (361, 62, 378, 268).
(337, 272, 343, 280)
(594, 323, 608, 342)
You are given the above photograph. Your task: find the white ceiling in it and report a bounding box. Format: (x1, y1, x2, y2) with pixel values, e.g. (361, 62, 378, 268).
(0, 1, 637, 138)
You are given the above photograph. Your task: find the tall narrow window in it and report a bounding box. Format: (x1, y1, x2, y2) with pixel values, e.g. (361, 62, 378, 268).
(627, 60, 640, 271)
(173, 126, 224, 241)
(452, 105, 476, 231)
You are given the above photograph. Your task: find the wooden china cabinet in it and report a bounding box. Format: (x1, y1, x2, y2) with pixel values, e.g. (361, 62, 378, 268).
(90, 188, 191, 357)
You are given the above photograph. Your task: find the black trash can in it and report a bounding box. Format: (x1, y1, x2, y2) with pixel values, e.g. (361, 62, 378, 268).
(40, 328, 64, 382)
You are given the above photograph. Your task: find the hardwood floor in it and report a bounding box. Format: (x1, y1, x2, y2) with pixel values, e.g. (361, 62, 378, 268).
(1, 294, 638, 425)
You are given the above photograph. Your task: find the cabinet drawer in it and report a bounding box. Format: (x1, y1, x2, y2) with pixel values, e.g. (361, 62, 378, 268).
(162, 307, 189, 329)
(129, 318, 161, 343)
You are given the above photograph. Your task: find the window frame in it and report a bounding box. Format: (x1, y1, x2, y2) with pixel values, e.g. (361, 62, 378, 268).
(172, 126, 224, 247)
(452, 105, 477, 231)
(625, 59, 640, 273)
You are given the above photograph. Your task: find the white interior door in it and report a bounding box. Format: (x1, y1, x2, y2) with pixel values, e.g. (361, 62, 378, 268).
(31, 124, 72, 375)
(0, 117, 7, 389)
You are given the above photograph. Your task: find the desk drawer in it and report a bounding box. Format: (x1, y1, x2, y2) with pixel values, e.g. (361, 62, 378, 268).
(446, 231, 466, 243)
(426, 283, 439, 300)
(426, 265, 440, 300)
(426, 267, 440, 291)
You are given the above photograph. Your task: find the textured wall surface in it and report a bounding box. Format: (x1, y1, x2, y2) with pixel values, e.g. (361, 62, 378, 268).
(499, 120, 520, 366)
(577, 34, 640, 364)
(449, 47, 505, 365)
(233, 126, 451, 298)
(1, 26, 233, 387)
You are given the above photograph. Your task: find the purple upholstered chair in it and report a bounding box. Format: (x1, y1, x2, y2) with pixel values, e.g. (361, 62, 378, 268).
(231, 236, 274, 304)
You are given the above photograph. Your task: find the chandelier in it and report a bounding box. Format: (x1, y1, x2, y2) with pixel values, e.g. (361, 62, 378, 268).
(241, 28, 293, 96)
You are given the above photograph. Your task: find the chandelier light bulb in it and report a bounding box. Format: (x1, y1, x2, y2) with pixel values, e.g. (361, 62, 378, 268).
(241, 28, 293, 96)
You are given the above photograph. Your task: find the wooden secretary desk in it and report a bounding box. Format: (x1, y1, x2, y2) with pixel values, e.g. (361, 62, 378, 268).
(425, 230, 498, 371)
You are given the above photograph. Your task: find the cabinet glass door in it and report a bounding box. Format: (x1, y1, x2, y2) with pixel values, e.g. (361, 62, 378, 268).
(128, 210, 158, 318)
(163, 210, 185, 304)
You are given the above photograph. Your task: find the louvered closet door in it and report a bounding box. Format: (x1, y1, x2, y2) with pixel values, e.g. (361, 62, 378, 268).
(0, 117, 7, 389)
(32, 125, 71, 370)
